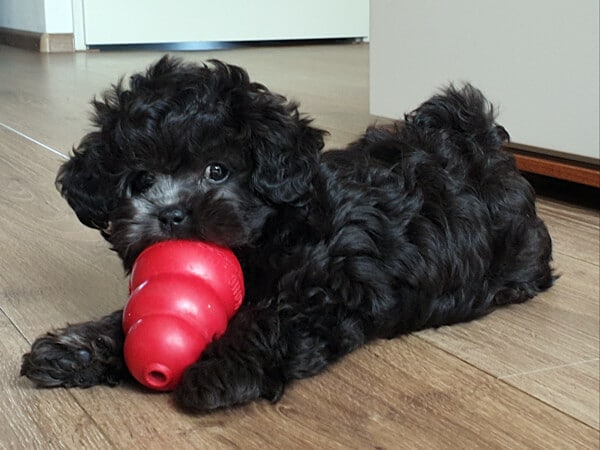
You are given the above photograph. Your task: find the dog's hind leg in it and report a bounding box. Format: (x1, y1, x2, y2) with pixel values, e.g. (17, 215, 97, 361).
(490, 217, 555, 308)
(21, 310, 127, 388)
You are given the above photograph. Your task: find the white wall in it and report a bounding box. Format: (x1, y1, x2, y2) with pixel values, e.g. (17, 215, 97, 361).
(0, 0, 72, 33)
(44, 0, 73, 33)
(370, 0, 600, 160)
(0, 0, 45, 32)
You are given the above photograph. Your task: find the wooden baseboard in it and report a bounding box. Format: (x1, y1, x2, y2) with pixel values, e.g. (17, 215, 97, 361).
(505, 145, 600, 188)
(40, 33, 75, 53)
(0, 27, 74, 53)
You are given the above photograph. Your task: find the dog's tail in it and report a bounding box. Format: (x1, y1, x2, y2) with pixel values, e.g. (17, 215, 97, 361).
(404, 83, 509, 154)
(346, 84, 509, 168)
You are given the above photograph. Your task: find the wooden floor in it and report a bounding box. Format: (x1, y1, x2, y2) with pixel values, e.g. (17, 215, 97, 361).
(0, 43, 598, 449)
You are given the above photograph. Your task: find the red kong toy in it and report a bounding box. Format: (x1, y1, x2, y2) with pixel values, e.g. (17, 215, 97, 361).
(123, 240, 245, 391)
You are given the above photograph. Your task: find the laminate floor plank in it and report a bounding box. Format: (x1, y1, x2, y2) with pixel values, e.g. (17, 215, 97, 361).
(0, 44, 377, 155)
(418, 252, 599, 372)
(52, 338, 600, 449)
(537, 198, 599, 265)
(501, 359, 600, 430)
(418, 250, 599, 427)
(0, 127, 126, 334)
(0, 311, 113, 449)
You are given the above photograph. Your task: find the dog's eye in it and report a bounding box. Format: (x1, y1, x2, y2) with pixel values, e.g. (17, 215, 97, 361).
(204, 163, 229, 183)
(131, 171, 155, 194)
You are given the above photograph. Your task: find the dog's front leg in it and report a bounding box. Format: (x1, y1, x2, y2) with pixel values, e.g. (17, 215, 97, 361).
(21, 310, 127, 388)
(174, 304, 285, 412)
(173, 299, 364, 412)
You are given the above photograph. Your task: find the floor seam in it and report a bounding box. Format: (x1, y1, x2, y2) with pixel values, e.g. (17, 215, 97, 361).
(0, 121, 68, 160)
(415, 335, 600, 431)
(499, 358, 600, 379)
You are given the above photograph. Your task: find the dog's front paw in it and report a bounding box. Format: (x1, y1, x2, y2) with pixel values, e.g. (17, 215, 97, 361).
(174, 357, 284, 413)
(21, 312, 126, 388)
(174, 358, 261, 412)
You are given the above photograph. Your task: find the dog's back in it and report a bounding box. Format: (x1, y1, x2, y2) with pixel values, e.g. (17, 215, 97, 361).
(323, 84, 554, 331)
(406, 85, 555, 307)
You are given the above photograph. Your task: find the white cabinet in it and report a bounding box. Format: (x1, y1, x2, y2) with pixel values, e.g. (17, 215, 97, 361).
(80, 0, 369, 45)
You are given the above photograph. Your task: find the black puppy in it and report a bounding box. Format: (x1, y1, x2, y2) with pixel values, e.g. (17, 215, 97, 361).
(21, 56, 554, 412)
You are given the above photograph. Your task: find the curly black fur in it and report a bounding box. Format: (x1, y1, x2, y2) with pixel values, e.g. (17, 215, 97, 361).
(21, 56, 554, 412)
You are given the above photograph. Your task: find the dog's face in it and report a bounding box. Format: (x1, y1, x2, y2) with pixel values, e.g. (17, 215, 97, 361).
(56, 57, 325, 270)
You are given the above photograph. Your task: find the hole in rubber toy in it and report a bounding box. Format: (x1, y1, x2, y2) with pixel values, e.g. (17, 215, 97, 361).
(145, 363, 172, 389)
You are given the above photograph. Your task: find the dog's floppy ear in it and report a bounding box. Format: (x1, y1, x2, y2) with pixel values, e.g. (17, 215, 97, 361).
(247, 90, 326, 206)
(56, 132, 119, 232)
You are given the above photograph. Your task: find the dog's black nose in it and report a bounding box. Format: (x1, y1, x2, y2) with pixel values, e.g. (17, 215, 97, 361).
(158, 206, 187, 228)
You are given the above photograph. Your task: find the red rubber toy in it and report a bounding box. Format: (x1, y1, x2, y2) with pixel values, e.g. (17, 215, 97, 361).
(123, 240, 244, 391)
